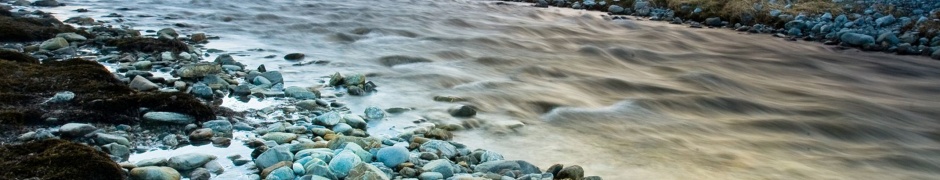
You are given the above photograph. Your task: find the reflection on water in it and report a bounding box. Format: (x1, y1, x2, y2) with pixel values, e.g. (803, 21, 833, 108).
(52, 0, 940, 179)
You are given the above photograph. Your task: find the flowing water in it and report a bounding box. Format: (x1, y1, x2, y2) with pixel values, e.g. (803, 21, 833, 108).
(46, 0, 940, 179)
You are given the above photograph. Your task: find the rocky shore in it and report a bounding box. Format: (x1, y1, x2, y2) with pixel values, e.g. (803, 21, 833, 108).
(517, 0, 940, 60)
(0, 1, 600, 180)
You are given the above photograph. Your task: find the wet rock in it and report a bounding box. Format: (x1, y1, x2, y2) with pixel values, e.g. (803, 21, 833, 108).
(344, 73, 366, 86)
(255, 147, 293, 170)
(421, 159, 457, 178)
(0, 140, 124, 179)
(167, 153, 216, 171)
(157, 28, 179, 40)
(419, 140, 457, 159)
(133, 61, 153, 70)
(41, 37, 69, 50)
(448, 105, 476, 117)
(191, 33, 207, 43)
(364, 106, 385, 120)
(425, 128, 453, 140)
(315, 111, 341, 126)
(143, 111, 196, 124)
(130, 76, 160, 91)
(189, 128, 213, 141)
(332, 123, 353, 135)
(190, 168, 210, 180)
(418, 172, 444, 180)
(31, 0, 62, 7)
(704, 17, 722, 27)
(261, 71, 284, 84)
(203, 120, 233, 137)
(875, 15, 896, 27)
(266, 166, 295, 180)
(56, 32, 86, 42)
(376, 146, 409, 168)
(59, 123, 96, 137)
(190, 83, 213, 99)
(163, 134, 179, 148)
(608, 5, 624, 14)
(328, 72, 344, 86)
(284, 53, 305, 61)
(285, 86, 317, 100)
(102, 143, 130, 161)
(176, 63, 222, 78)
(348, 163, 390, 180)
(95, 133, 131, 146)
(262, 132, 299, 144)
(556, 165, 584, 180)
(129, 166, 180, 180)
(135, 158, 167, 167)
(932, 48, 940, 60)
(343, 114, 367, 129)
(329, 150, 363, 178)
(108, 37, 190, 53)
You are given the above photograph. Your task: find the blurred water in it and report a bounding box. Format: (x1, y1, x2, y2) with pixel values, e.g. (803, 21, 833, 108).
(46, 0, 940, 179)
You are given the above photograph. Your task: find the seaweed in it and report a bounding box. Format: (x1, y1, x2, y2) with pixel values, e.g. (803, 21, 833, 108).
(107, 37, 190, 53)
(0, 139, 125, 180)
(0, 50, 39, 64)
(0, 15, 80, 42)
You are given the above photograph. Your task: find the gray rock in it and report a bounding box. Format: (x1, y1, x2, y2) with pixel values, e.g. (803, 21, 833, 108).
(348, 163, 390, 180)
(59, 123, 96, 137)
(133, 61, 153, 70)
(261, 132, 299, 144)
(40, 37, 68, 50)
(376, 146, 409, 168)
(255, 147, 293, 169)
(418, 172, 444, 180)
(343, 114, 367, 129)
(840, 33, 875, 47)
(129, 166, 181, 180)
(43, 91, 75, 104)
(157, 28, 179, 40)
(332, 123, 353, 135)
(329, 150, 363, 178)
(285, 86, 317, 100)
(315, 111, 341, 126)
(284, 53, 305, 61)
(364, 106, 385, 120)
(421, 159, 457, 178)
(328, 72, 344, 86)
(875, 15, 896, 27)
(56, 32, 87, 42)
(448, 105, 476, 117)
(167, 153, 216, 171)
(12, 0, 30, 6)
(191, 83, 214, 99)
(163, 134, 179, 148)
(203, 120, 233, 137)
(704, 17, 722, 27)
(177, 63, 222, 78)
(130, 76, 160, 91)
(189, 128, 213, 141)
(877, 33, 900, 46)
(266, 166, 295, 180)
(190, 168, 211, 180)
(30, 0, 60, 7)
(102, 143, 130, 161)
(143, 112, 195, 124)
(261, 71, 284, 84)
(344, 73, 365, 86)
(135, 158, 168, 167)
(95, 133, 130, 146)
(204, 159, 225, 174)
(556, 165, 584, 180)
(607, 5, 624, 14)
(419, 140, 457, 159)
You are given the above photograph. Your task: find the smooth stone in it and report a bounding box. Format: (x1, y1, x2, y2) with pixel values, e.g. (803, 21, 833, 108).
(56, 32, 87, 42)
(157, 28, 179, 40)
(340, 142, 373, 163)
(135, 158, 168, 167)
(203, 120, 233, 137)
(262, 132, 299, 144)
(418, 172, 444, 180)
(421, 159, 457, 178)
(293, 163, 305, 175)
(102, 143, 130, 161)
(133, 61, 153, 70)
(43, 91, 75, 104)
(188, 128, 213, 141)
(189, 168, 210, 180)
(315, 111, 341, 126)
(348, 163, 390, 180)
(261, 71, 284, 84)
(40, 37, 68, 50)
(343, 114, 367, 129)
(376, 146, 409, 168)
(364, 106, 385, 120)
(191, 83, 214, 99)
(143, 112, 195, 124)
(266, 166, 295, 180)
(255, 147, 293, 170)
(191, 33, 207, 43)
(285, 86, 317, 99)
(204, 159, 225, 174)
(329, 150, 363, 178)
(130, 76, 160, 91)
(556, 165, 584, 180)
(59, 123, 96, 137)
(167, 153, 216, 171)
(448, 105, 476, 117)
(177, 63, 222, 78)
(129, 166, 181, 180)
(419, 140, 457, 159)
(840, 33, 875, 46)
(284, 53, 305, 61)
(95, 133, 131, 146)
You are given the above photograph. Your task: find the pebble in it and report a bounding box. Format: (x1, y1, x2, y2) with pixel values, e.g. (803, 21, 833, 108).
(448, 105, 477, 117)
(284, 53, 305, 61)
(376, 146, 409, 168)
(95, 133, 131, 146)
(167, 153, 216, 171)
(129, 76, 160, 91)
(40, 37, 68, 50)
(129, 166, 181, 180)
(58, 123, 96, 137)
(143, 112, 196, 124)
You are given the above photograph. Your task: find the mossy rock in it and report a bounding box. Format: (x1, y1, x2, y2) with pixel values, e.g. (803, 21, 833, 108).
(0, 139, 124, 180)
(0, 50, 39, 64)
(107, 37, 190, 53)
(0, 58, 213, 125)
(0, 14, 82, 42)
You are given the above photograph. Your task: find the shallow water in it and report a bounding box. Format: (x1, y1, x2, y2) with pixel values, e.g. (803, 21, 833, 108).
(44, 0, 940, 179)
